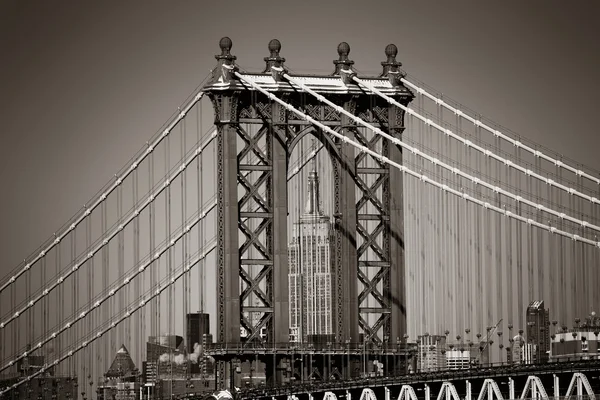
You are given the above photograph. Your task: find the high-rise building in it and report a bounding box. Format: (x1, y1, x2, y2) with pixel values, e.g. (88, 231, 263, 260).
(526, 300, 550, 362)
(288, 159, 335, 344)
(187, 313, 210, 354)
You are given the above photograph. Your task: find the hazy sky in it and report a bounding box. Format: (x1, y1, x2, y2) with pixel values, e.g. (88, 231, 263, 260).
(1, 0, 599, 278)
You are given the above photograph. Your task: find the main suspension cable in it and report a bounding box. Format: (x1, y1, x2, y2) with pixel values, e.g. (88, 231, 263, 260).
(235, 71, 600, 248)
(0, 130, 217, 329)
(0, 88, 211, 295)
(401, 77, 600, 188)
(278, 72, 600, 236)
(0, 240, 217, 397)
(0, 197, 217, 373)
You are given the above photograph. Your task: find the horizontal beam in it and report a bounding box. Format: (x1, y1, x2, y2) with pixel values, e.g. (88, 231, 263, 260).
(357, 167, 388, 174)
(240, 212, 273, 218)
(240, 259, 274, 265)
(360, 307, 391, 313)
(239, 164, 271, 171)
(358, 261, 390, 267)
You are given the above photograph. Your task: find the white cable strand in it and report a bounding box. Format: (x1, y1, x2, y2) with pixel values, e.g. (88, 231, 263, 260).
(0, 93, 209, 295)
(0, 130, 217, 329)
(401, 78, 600, 189)
(0, 198, 216, 372)
(280, 73, 600, 235)
(0, 240, 217, 397)
(235, 71, 600, 249)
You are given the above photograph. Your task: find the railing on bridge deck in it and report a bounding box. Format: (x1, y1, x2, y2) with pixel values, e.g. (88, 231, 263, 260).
(236, 358, 600, 400)
(204, 342, 416, 356)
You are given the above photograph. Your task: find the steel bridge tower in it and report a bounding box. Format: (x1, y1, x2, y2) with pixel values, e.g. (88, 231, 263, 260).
(202, 37, 414, 389)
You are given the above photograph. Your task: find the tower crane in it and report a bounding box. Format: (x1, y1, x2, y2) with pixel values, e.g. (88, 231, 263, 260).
(474, 318, 503, 365)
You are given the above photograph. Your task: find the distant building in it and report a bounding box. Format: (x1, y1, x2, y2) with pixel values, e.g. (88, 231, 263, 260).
(288, 159, 335, 344)
(145, 335, 187, 383)
(526, 300, 550, 362)
(0, 375, 77, 400)
(510, 335, 536, 365)
(0, 353, 76, 400)
(98, 345, 140, 400)
(187, 313, 210, 353)
(187, 313, 210, 374)
(551, 331, 599, 361)
(445, 349, 470, 370)
(417, 335, 446, 372)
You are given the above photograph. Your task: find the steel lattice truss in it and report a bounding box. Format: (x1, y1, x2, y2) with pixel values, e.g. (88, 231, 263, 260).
(207, 82, 409, 350)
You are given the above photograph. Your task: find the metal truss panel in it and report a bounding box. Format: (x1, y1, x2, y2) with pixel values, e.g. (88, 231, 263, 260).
(436, 382, 461, 400)
(397, 386, 419, 400)
(477, 379, 504, 400)
(565, 372, 596, 400)
(520, 376, 549, 400)
(359, 389, 377, 400)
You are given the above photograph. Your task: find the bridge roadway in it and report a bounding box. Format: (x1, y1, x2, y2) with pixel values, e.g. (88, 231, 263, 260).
(238, 359, 600, 400)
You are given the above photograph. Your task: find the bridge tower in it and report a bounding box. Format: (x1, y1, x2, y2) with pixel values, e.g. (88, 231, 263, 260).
(202, 37, 414, 389)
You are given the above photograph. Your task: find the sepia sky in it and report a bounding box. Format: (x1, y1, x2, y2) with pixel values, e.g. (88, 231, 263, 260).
(1, 1, 600, 331)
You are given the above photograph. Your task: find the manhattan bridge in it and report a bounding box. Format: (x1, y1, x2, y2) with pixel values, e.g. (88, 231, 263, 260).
(1, 38, 600, 400)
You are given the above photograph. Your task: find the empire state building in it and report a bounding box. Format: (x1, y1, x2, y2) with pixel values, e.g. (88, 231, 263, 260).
(288, 160, 334, 343)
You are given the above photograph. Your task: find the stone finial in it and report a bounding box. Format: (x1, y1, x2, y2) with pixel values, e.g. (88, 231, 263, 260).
(213, 37, 237, 83)
(333, 42, 354, 75)
(381, 43, 406, 86)
(263, 39, 286, 74)
(381, 44, 402, 75)
(215, 37, 236, 64)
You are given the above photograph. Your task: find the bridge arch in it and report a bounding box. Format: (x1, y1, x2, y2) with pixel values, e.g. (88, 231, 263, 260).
(477, 379, 504, 400)
(359, 388, 377, 400)
(436, 382, 461, 400)
(397, 385, 419, 400)
(565, 372, 596, 400)
(520, 376, 549, 400)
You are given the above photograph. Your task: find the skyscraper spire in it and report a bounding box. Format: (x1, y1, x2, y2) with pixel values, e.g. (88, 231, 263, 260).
(304, 139, 324, 216)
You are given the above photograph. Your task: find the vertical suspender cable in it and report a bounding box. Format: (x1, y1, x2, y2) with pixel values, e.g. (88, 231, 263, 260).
(418, 94, 425, 332)
(528, 156, 534, 304)
(506, 152, 513, 333)
(118, 177, 124, 352)
(558, 162, 566, 326)
(102, 196, 108, 376)
(167, 116, 172, 386)
(134, 165, 141, 375)
(495, 135, 503, 344)
(150, 145, 156, 341)
(437, 97, 446, 336)
(199, 101, 204, 315)
(516, 145, 524, 330)
(536, 151, 544, 303)
(456, 111, 463, 335)
(86, 216, 91, 399)
(182, 113, 189, 394)
(570, 169, 576, 320)
(56, 237, 61, 376)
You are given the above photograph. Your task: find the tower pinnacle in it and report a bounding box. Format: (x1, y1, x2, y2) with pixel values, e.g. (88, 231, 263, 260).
(304, 141, 324, 217)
